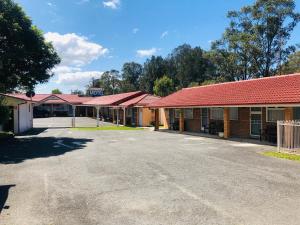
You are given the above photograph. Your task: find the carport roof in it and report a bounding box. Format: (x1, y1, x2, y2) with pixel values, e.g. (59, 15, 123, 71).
(83, 91, 144, 106)
(6, 94, 93, 104)
(148, 73, 300, 108)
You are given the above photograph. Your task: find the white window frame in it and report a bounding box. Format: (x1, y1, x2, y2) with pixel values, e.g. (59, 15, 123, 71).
(266, 107, 285, 123)
(230, 107, 238, 121)
(210, 108, 224, 120)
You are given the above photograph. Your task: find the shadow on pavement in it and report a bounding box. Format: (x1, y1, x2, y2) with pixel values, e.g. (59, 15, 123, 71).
(0, 136, 93, 164)
(0, 185, 15, 214)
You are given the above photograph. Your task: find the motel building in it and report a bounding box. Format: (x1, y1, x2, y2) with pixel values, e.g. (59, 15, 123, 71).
(0, 91, 162, 134)
(150, 74, 300, 143)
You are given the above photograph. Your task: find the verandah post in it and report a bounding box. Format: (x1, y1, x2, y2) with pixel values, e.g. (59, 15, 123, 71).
(179, 109, 184, 133)
(123, 107, 126, 126)
(224, 107, 230, 139)
(154, 108, 159, 131)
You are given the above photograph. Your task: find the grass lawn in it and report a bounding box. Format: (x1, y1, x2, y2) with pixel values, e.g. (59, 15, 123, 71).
(262, 151, 300, 162)
(71, 126, 144, 131)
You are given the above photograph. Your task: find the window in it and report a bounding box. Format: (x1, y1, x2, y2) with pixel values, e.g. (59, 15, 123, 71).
(175, 109, 180, 118)
(126, 108, 132, 117)
(294, 107, 300, 120)
(267, 107, 285, 122)
(251, 107, 262, 113)
(184, 109, 193, 119)
(230, 108, 238, 120)
(210, 108, 224, 120)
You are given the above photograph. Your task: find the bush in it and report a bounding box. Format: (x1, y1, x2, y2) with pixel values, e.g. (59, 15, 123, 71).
(0, 105, 10, 126)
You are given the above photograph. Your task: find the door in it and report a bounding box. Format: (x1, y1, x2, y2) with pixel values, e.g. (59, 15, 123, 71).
(201, 108, 209, 130)
(250, 108, 262, 137)
(139, 109, 143, 126)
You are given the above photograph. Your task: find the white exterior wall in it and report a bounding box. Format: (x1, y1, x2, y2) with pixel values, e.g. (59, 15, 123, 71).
(14, 102, 33, 134)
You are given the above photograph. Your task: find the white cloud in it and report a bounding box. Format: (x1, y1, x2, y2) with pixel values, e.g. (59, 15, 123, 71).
(160, 31, 169, 39)
(44, 32, 108, 67)
(54, 66, 103, 85)
(132, 28, 139, 34)
(47, 2, 55, 7)
(136, 48, 159, 57)
(103, 0, 120, 9)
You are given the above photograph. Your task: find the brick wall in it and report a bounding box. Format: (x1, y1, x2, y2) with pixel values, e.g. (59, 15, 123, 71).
(184, 109, 201, 132)
(230, 107, 250, 138)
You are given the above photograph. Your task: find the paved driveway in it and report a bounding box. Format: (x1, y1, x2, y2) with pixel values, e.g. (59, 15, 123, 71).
(34, 117, 114, 128)
(1, 127, 300, 225)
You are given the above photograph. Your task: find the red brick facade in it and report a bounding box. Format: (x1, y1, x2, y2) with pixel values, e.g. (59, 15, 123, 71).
(168, 107, 296, 139)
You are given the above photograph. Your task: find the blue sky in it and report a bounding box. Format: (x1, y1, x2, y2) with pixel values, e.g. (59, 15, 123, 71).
(15, 0, 300, 94)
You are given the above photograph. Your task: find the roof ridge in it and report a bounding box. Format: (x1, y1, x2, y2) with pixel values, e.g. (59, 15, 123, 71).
(184, 73, 300, 90)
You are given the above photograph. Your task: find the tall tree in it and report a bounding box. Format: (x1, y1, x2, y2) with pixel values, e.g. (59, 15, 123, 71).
(139, 56, 167, 94)
(98, 70, 121, 95)
(0, 0, 60, 92)
(167, 44, 214, 89)
(121, 62, 143, 92)
(281, 51, 300, 74)
(153, 75, 175, 97)
(213, 0, 300, 80)
(51, 89, 62, 94)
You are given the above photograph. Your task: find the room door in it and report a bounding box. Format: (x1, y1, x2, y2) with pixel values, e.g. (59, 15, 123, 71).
(250, 107, 262, 137)
(201, 108, 209, 130)
(139, 109, 143, 126)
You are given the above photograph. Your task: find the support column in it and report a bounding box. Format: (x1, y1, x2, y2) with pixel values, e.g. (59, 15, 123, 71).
(284, 107, 293, 149)
(135, 108, 138, 127)
(116, 108, 119, 126)
(123, 108, 126, 126)
(85, 107, 88, 117)
(224, 107, 230, 139)
(154, 109, 160, 131)
(179, 109, 184, 133)
(285, 107, 293, 121)
(72, 105, 76, 128)
(112, 109, 115, 123)
(51, 104, 54, 117)
(96, 106, 100, 127)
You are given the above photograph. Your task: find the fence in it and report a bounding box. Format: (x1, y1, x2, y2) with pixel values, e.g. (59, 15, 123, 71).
(277, 120, 300, 152)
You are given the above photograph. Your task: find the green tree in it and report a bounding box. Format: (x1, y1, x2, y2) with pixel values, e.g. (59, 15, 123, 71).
(153, 75, 175, 97)
(213, 0, 300, 79)
(0, 96, 9, 127)
(281, 51, 300, 74)
(0, 0, 60, 92)
(167, 44, 214, 89)
(98, 70, 121, 95)
(139, 56, 167, 94)
(51, 89, 62, 94)
(121, 62, 143, 92)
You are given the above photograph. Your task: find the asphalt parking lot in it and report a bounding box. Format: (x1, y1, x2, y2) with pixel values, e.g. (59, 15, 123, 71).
(33, 117, 113, 128)
(1, 119, 300, 225)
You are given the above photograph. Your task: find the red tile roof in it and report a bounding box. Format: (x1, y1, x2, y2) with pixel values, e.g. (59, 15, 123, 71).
(119, 94, 148, 107)
(120, 94, 161, 107)
(6, 94, 93, 104)
(137, 95, 161, 107)
(148, 74, 300, 108)
(83, 91, 144, 106)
